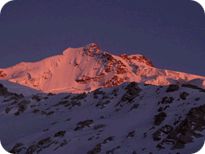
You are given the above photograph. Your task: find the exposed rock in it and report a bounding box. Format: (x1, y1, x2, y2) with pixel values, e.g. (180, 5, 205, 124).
(0, 83, 10, 96)
(75, 120, 94, 131)
(83, 43, 101, 56)
(180, 92, 189, 100)
(121, 82, 141, 102)
(166, 84, 180, 92)
(0, 70, 7, 78)
(154, 112, 167, 126)
(54, 131, 66, 137)
(127, 131, 135, 138)
(155, 105, 205, 150)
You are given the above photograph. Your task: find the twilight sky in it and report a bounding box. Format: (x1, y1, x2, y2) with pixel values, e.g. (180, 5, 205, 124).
(0, 0, 205, 75)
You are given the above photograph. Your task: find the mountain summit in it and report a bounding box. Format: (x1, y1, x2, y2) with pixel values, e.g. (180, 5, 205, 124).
(0, 43, 205, 93)
(0, 43, 205, 154)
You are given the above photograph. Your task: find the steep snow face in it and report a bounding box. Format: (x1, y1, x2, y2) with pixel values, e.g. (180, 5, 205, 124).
(0, 43, 204, 94)
(0, 82, 205, 154)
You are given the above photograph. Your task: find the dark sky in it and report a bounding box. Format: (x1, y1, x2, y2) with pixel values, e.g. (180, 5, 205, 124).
(0, 0, 205, 75)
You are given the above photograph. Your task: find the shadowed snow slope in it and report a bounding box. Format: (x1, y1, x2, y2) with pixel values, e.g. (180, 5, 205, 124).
(0, 82, 205, 154)
(0, 43, 205, 93)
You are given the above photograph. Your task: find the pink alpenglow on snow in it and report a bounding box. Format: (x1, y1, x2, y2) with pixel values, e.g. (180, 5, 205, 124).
(0, 43, 205, 94)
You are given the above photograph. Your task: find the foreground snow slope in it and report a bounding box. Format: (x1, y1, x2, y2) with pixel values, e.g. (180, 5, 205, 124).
(0, 81, 204, 154)
(0, 43, 205, 93)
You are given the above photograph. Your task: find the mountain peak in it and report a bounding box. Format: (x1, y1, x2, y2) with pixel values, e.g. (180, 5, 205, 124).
(0, 44, 205, 94)
(83, 43, 101, 56)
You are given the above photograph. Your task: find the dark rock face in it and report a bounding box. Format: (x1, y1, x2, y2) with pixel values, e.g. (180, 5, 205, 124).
(0, 83, 9, 96)
(10, 134, 68, 153)
(154, 112, 167, 126)
(10, 143, 25, 154)
(180, 92, 189, 100)
(127, 131, 136, 138)
(74, 120, 94, 131)
(153, 125, 173, 141)
(121, 82, 141, 102)
(14, 100, 30, 116)
(166, 84, 180, 92)
(158, 96, 174, 105)
(54, 131, 66, 137)
(154, 105, 205, 150)
(87, 136, 114, 154)
(87, 143, 101, 154)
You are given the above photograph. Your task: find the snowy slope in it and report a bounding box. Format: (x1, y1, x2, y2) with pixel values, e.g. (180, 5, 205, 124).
(0, 81, 205, 154)
(0, 80, 40, 96)
(0, 43, 205, 94)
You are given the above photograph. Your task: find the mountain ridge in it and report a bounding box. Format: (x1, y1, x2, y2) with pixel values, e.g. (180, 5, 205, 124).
(0, 43, 205, 153)
(0, 43, 205, 94)
(0, 80, 204, 154)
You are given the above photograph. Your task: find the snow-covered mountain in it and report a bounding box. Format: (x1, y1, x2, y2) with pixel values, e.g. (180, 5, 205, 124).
(0, 43, 205, 154)
(0, 81, 205, 154)
(0, 43, 205, 94)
